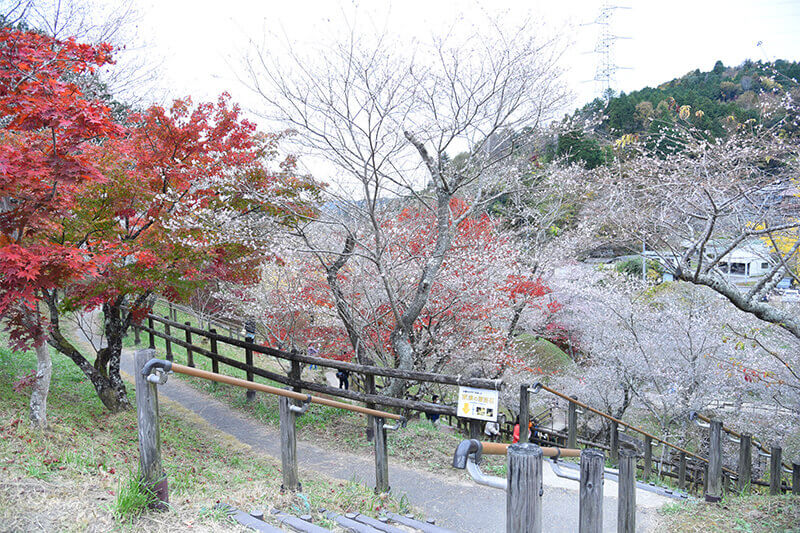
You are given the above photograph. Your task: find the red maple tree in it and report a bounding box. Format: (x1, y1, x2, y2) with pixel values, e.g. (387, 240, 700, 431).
(0, 27, 120, 426)
(46, 96, 318, 411)
(0, 27, 320, 417)
(228, 200, 558, 393)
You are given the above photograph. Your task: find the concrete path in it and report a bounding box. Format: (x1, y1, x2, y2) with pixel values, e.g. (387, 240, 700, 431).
(119, 347, 668, 532)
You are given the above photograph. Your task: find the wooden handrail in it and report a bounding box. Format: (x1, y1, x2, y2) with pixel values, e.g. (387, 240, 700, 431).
(532, 382, 737, 475)
(139, 323, 458, 415)
(168, 362, 404, 420)
(480, 441, 581, 458)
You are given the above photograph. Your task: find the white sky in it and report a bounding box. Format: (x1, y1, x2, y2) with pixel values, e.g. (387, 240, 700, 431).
(113, 0, 800, 192)
(130, 0, 800, 114)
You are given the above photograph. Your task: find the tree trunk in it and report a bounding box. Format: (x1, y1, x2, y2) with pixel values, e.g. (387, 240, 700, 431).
(29, 335, 52, 429)
(45, 296, 131, 412)
(99, 299, 132, 411)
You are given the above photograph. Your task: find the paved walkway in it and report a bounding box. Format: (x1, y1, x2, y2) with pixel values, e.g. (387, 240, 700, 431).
(118, 347, 667, 532)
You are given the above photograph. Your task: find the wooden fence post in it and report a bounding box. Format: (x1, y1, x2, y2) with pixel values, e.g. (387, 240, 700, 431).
(134, 323, 141, 345)
(678, 452, 687, 491)
(610, 421, 619, 466)
(290, 357, 302, 393)
(792, 462, 800, 495)
(706, 420, 722, 502)
(245, 344, 255, 402)
(579, 449, 604, 533)
(770, 445, 782, 495)
(506, 443, 543, 533)
(168, 302, 175, 321)
(148, 316, 155, 349)
(519, 385, 530, 444)
(469, 420, 481, 440)
(364, 370, 376, 442)
(618, 448, 636, 533)
(373, 416, 389, 494)
(135, 349, 168, 509)
(738, 434, 752, 493)
(643, 436, 652, 482)
(163, 317, 173, 362)
(279, 397, 300, 492)
(184, 322, 194, 368)
(567, 396, 578, 450)
(209, 328, 220, 375)
(698, 465, 704, 496)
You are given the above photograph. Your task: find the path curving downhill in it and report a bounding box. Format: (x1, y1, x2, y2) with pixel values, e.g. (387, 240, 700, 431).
(116, 346, 669, 533)
(72, 310, 666, 532)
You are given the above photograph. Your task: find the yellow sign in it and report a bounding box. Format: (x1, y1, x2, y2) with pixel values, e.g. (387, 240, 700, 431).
(457, 386, 499, 422)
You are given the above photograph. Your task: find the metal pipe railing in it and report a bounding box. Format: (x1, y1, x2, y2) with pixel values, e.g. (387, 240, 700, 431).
(479, 441, 581, 458)
(142, 359, 405, 421)
(690, 410, 792, 470)
(531, 382, 736, 475)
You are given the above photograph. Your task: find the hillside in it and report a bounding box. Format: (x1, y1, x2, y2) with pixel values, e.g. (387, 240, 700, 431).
(555, 59, 800, 169)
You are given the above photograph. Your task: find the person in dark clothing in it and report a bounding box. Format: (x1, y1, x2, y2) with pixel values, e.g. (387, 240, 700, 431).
(336, 369, 350, 390)
(425, 394, 440, 425)
(244, 319, 256, 343)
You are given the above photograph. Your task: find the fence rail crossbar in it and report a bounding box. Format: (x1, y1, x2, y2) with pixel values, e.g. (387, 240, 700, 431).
(147, 360, 404, 421)
(139, 323, 457, 415)
(692, 411, 792, 471)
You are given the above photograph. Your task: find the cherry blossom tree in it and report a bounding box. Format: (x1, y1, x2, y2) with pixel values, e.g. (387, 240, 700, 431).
(550, 264, 800, 449)
(584, 90, 800, 393)
(221, 202, 559, 400)
(243, 21, 571, 396)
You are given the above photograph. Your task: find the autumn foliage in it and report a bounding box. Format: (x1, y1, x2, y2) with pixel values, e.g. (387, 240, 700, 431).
(239, 199, 558, 376)
(0, 26, 318, 412)
(0, 27, 121, 347)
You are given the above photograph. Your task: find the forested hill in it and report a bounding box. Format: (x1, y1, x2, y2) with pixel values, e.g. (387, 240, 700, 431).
(556, 59, 800, 169)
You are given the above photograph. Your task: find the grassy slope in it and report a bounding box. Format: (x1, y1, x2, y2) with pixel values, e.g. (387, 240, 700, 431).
(0, 340, 411, 532)
(515, 334, 574, 373)
(656, 493, 800, 533)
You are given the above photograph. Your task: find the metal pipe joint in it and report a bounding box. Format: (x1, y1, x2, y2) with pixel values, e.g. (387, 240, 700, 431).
(142, 358, 173, 384)
(289, 394, 312, 415)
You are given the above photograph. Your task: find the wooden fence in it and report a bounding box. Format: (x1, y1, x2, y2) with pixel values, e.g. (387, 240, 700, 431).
(135, 348, 407, 503)
(135, 313, 500, 419)
(133, 309, 799, 500)
(523, 382, 800, 498)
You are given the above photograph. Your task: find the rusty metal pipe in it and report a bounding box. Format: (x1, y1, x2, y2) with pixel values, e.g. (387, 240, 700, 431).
(150, 360, 404, 421)
(480, 441, 581, 458)
(532, 382, 718, 468)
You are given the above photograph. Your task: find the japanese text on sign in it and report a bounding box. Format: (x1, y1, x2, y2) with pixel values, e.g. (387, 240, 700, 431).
(457, 386, 499, 422)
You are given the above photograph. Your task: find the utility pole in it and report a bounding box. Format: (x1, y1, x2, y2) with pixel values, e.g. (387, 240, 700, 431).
(642, 239, 647, 283)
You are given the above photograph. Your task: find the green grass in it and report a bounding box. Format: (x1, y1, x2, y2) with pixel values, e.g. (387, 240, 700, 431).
(112, 471, 157, 522)
(515, 334, 574, 373)
(126, 301, 303, 397)
(656, 493, 800, 532)
(0, 335, 413, 532)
